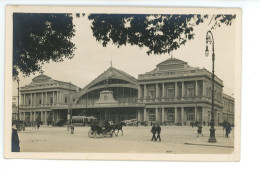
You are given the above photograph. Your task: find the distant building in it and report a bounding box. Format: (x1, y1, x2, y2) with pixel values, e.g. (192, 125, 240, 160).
(18, 57, 235, 126)
(12, 96, 18, 120)
(222, 93, 235, 125)
(20, 74, 79, 124)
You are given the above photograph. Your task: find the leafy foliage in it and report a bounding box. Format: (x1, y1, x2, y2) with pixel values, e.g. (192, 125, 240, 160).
(13, 13, 76, 79)
(88, 14, 236, 55)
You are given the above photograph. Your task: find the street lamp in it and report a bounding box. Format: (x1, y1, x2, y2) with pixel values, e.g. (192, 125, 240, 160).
(205, 30, 217, 143)
(17, 79, 20, 121)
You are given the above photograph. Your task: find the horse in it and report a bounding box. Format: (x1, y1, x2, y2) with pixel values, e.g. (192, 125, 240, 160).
(112, 121, 126, 136)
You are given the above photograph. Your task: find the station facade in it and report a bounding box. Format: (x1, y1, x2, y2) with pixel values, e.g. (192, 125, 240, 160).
(19, 57, 235, 125)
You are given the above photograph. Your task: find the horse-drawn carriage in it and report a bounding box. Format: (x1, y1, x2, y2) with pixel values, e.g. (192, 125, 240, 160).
(88, 122, 114, 138)
(88, 121, 126, 138)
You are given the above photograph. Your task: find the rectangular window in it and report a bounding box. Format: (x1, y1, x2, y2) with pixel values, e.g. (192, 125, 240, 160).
(65, 97, 67, 103)
(149, 89, 155, 99)
(187, 114, 195, 121)
(39, 99, 41, 105)
(149, 114, 156, 121)
(50, 97, 53, 104)
(29, 100, 31, 105)
(167, 88, 174, 98)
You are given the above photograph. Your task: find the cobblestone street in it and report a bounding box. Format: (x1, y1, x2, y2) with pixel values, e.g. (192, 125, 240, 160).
(18, 125, 234, 154)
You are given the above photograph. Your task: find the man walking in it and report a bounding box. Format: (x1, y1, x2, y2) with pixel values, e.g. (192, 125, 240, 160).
(225, 123, 232, 138)
(156, 124, 161, 141)
(150, 124, 157, 141)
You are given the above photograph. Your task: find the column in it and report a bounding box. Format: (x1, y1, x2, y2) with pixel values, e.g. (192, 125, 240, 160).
(195, 80, 198, 97)
(162, 108, 165, 123)
(41, 111, 43, 123)
(182, 81, 185, 98)
(175, 107, 178, 123)
(138, 85, 141, 99)
(202, 81, 206, 97)
(34, 111, 36, 121)
(202, 107, 205, 123)
(181, 107, 184, 125)
(144, 108, 147, 121)
(60, 91, 62, 105)
(23, 94, 26, 106)
(155, 108, 159, 122)
(162, 83, 165, 100)
(175, 82, 178, 98)
(52, 111, 55, 122)
(195, 106, 197, 122)
(144, 84, 147, 101)
(61, 92, 63, 105)
(41, 92, 44, 106)
(34, 93, 36, 107)
(138, 109, 141, 121)
(30, 93, 33, 106)
(45, 111, 48, 125)
(156, 83, 159, 99)
(57, 91, 59, 105)
(21, 94, 23, 105)
(30, 112, 32, 121)
(53, 92, 55, 105)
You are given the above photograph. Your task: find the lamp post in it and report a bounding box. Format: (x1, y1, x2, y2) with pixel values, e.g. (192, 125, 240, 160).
(17, 79, 20, 121)
(205, 30, 217, 143)
(67, 82, 71, 131)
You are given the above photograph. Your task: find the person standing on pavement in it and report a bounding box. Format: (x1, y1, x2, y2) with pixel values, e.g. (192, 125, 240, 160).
(197, 123, 203, 137)
(156, 124, 161, 141)
(150, 124, 157, 141)
(225, 123, 232, 138)
(12, 123, 20, 152)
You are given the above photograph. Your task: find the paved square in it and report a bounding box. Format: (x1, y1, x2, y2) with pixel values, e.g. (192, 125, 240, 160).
(18, 125, 234, 154)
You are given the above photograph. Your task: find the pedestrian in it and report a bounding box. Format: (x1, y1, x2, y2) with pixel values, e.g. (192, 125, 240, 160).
(70, 123, 74, 134)
(150, 124, 157, 141)
(225, 123, 232, 138)
(12, 123, 20, 152)
(37, 121, 40, 129)
(156, 124, 161, 141)
(197, 123, 203, 137)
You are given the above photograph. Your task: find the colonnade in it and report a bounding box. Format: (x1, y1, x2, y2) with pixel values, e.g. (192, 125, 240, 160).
(21, 91, 65, 107)
(138, 80, 204, 101)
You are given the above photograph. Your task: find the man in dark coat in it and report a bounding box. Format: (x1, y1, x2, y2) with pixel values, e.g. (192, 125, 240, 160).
(156, 125, 161, 141)
(225, 123, 232, 138)
(12, 123, 20, 152)
(150, 124, 157, 141)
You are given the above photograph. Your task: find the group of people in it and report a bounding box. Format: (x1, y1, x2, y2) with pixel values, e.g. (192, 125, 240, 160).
(150, 124, 161, 141)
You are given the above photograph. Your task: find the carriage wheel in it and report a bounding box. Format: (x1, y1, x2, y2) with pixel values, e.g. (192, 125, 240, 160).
(115, 131, 119, 136)
(108, 131, 113, 138)
(88, 130, 96, 138)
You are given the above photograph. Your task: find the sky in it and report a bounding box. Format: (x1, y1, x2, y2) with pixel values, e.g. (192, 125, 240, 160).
(12, 14, 237, 97)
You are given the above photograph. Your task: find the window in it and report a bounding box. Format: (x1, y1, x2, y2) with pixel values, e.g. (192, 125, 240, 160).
(167, 88, 174, 98)
(149, 89, 155, 99)
(65, 97, 67, 103)
(187, 114, 195, 121)
(29, 100, 31, 105)
(167, 114, 174, 121)
(187, 87, 194, 97)
(149, 114, 156, 121)
(50, 97, 53, 104)
(39, 99, 41, 105)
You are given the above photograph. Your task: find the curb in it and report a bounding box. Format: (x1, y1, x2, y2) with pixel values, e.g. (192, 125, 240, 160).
(184, 142, 234, 148)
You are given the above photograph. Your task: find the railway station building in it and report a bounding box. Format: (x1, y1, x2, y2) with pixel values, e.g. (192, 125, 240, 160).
(19, 57, 235, 126)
